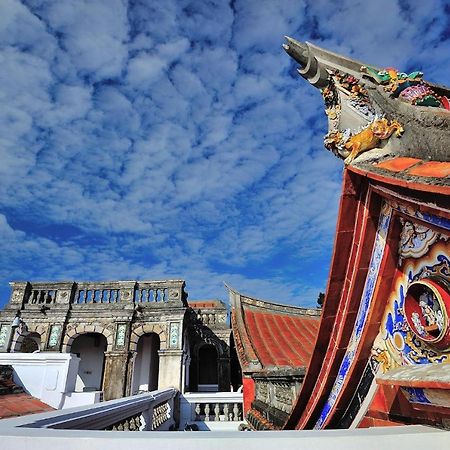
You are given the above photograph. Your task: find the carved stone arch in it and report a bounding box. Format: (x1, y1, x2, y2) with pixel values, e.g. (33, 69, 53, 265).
(129, 322, 167, 352)
(62, 324, 113, 352)
(10, 323, 43, 352)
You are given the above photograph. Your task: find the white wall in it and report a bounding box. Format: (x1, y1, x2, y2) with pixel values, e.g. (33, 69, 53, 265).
(0, 352, 79, 409)
(71, 334, 106, 392)
(0, 352, 104, 409)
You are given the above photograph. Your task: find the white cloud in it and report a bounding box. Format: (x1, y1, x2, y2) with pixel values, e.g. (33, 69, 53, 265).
(0, 0, 449, 307)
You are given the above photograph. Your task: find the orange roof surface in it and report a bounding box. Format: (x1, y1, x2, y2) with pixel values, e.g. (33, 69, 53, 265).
(0, 393, 54, 419)
(243, 308, 320, 368)
(229, 288, 321, 373)
(374, 158, 450, 178)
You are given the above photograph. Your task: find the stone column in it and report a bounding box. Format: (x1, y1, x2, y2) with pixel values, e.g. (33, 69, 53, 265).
(158, 349, 184, 390)
(218, 356, 231, 392)
(103, 350, 131, 400)
(125, 350, 137, 396)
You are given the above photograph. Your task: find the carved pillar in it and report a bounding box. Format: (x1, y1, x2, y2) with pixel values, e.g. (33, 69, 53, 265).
(188, 356, 198, 392)
(55, 282, 76, 305)
(8, 282, 29, 309)
(158, 349, 184, 390)
(103, 350, 131, 400)
(125, 350, 137, 396)
(218, 356, 231, 392)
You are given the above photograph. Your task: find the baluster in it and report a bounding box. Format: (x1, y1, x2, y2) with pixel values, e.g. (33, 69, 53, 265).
(195, 403, 201, 420)
(204, 403, 210, 421)
(123, 419, 129, 431)
(233, 403, 239, 421)
(223, 403, 229, 421)
(149, 289, 155, 302)
(117, 422, 124, 431)
(214, 403, 220, 421)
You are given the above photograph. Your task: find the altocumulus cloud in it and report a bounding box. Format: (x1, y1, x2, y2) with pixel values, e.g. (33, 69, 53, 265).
(0, 0, 449, 307)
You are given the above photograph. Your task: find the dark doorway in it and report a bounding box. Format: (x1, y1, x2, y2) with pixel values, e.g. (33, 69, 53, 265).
(198, 344, 218, 391)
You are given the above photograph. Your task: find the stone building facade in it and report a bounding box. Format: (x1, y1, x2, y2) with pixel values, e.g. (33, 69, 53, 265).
(0, 279, 232, 401)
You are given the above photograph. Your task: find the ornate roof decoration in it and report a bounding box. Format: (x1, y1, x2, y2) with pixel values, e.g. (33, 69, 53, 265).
(283, 38, 450, 188)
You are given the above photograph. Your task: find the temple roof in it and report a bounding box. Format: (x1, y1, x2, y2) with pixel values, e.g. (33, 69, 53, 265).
(283, 38, 450, 195)
(229, 287, 320, 374)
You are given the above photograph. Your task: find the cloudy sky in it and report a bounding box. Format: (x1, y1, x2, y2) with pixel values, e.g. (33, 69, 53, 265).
(0, 0, 449, 308)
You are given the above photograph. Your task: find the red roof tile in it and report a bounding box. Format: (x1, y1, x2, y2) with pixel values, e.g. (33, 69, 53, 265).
(0, 393, 54, 419)
(406, 161, 450, 178)
(374, 157, 421, 172)
(229, 288, 321, 372)
(244, 308, 320, 368)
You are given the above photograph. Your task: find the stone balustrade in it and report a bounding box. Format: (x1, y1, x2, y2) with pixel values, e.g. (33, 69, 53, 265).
(1, 388, 177, 431)
(6, 280, 188, 309)
(179, 392, 244, 431)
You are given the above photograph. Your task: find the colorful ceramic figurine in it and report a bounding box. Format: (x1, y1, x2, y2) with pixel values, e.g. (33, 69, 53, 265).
(362, 66, 450, 110)
(324, 117, 404, 164)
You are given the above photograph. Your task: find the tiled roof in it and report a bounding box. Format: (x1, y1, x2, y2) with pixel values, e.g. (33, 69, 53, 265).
(229, 288, 321, 373)
(244, 308, 319, 368)
(0, 393, 54, 419)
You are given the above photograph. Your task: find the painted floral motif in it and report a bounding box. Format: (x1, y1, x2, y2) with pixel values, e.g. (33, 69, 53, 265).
(48, 325, 61, 348)
(169, 322, 180, 348)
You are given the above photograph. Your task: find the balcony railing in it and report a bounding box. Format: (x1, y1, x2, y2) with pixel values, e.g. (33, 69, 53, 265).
(6, 280, 188, 309)
(179, 392, 244, 431)
(4, 388, 177, 431)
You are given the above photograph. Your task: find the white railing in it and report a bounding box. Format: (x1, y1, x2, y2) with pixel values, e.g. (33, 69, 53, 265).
(1, 388, 176, 432)
(179, 392, 244, 431)
(0, 425, 444, 449)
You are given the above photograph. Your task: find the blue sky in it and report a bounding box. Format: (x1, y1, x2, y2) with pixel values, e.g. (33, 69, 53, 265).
(0, 0, 449, 308)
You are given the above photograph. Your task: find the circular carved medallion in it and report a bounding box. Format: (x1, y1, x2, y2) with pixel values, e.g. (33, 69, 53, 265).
(404, 277, 450, 351)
